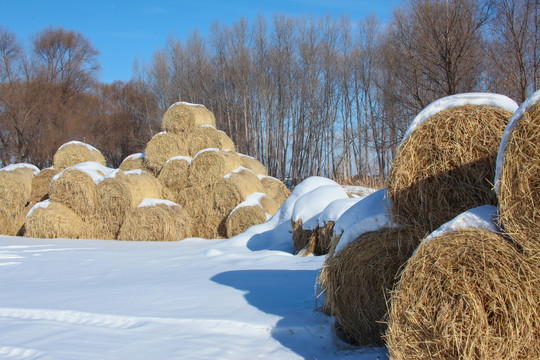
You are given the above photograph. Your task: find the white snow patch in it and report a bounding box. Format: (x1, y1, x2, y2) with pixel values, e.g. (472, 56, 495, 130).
(193, 148, 219, 159)
(164, 156, 193, 166)
(138, 198, 179, 208)
(167, 101, 204, 110)
(0, 163, 40, 175)
(224, 166, 253, 179)
(124, 152, 145, 160)
(200, 124, 216, 129)
(317, 197, 365, 227)
(26, 200, 51, 219)
(58, 141, 101, 156)
(123, 169, 145, 176)
(51, 162, 115, 185)
(229, 192, 268, 216)
(341, 185, 377, 197)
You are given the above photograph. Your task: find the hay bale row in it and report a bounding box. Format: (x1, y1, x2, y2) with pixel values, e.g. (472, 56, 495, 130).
(53, 141, 106, 171)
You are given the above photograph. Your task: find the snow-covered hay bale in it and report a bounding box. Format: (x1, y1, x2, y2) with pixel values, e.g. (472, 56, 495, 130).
(157, 156, 192, 198)
(386, 228, 540, 360)
(187, 126, 235, 156)
(317, 227, 421, 346)
(118, 199, 192, 242)
(162, 102, 216, 134)
(259, 175, 290, 206)
(496, 90, 540, 256)
(53, 141, 106, 171)
(225, 192, 275, 237)
(31, 168, 59, 203)
(119, 153, 147, 172)
(188, 150, 242, 188)
(144, 132, 190, 174)
(0, 171, 27, 218)
(239, 154, 267, 176)
(224, 167, 263, 198)
(386, 94, 517, 233)
(25, 201, 89, 239)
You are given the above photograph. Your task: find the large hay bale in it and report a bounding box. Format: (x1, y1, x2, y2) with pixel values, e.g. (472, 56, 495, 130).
(386, 95, 517, 233)
(188, 149, 242, 187)
(173, 186, 210, 238)
(386, 228, 540, 359)
(144, 132, 190, 174)
(0, 172, 27, 218)
(157, 156, 192, 198)
(317, 227, 421, 346)
(496, 90, 540, 256)
(25, 200, 89, 239)
(259, 175, 290, 206)
(187, 126, 235, 156)
(0, 163, 39, 205)
(31, 168, 59, 203)
(117, 199, 192, 242)
(162, 102, 216, 134)
(119, 153, 147, 172)
(223, 167, 263, 198)
(53, 141, 106, 171)
(225, 192, 276, 237)
(239, 154, 267, 176)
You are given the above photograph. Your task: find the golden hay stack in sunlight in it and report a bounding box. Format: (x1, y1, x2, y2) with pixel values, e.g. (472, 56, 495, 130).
(238, 154, 267, 176)
(386, 105, 512, 234)
(188, 150, 242, 188)
(162, 102, 216, 134)
(25, 201, 89, 239)
(259, 175, 290, 206)
(119, 153, 148, 172)
(144, 132, 190, 174)
(31, 168, 59, 203)
(317, 227, 421, 346)
(0, 171, 28, 218)
(386, 229, 540, 360)
(225, 204, 268, 238)
(117, 199, 192, 242)
(497, 101, 540, 256)
(53, 141, 106, 171)
(187, 126, 235, 156)
(157, 156, 192, 198)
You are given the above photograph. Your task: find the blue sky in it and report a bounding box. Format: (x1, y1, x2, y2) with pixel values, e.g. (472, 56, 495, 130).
(1, 0, 398, 84)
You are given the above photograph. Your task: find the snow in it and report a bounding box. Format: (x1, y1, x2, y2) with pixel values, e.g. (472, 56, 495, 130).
(25, 200, 51, 219)
(230, 192, 268, 215)
(333, 188, 400, 255)
(123, 169, 145, 176)
(341, 185, 377, 197)
(0, 163, 40, 175)
(168, 101, 204, 110)
(124, 152, 145, 160)
(164, 155, 193, 166)
(200, 124, 217, 129)
(224, 166, 253, 179)
(193, 148, 220, 159)
(138, 198, 179, 208)
(58, 141, 102, 156)
(402, 93, 518, 143)
(494, 89, 540, 194)
(51, 162, 116, 185)
(318, 197, 365, 228)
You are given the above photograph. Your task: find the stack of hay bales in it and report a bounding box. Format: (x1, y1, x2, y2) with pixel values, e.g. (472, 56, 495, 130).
(317, 93, 519, 346)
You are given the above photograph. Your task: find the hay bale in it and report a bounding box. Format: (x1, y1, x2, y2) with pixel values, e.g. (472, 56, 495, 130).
(188, 149, 242, 187)
(173, 186, 210, 238)
(119, 153, 147, 172)
(259, 175, 290, 206)
(144, 132, 190, 174)
(157, 156, 192, 198)
(53, 141, 106, 171)
(496, 90, 540, 255)
(117, 198, 192, 241)
(11, 204, 31, 236)
(316, 227, 421, 346)
(0, 163, 39, 205)
(25, 200, 90, 239)
(386, 228, 540, 359)
(187, 126, 235, 156)
(162, 102, 216, 134)
(0, 171, 27, 218)
(31, 168, 59, 203)
(238, 154, 267, 176)
(0, 210, 10, 235)
(386, 99, 516, 233)
(225, 192, 275, 237)
(223, 167, 263, 198)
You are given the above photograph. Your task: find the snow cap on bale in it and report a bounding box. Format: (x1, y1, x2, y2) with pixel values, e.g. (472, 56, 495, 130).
(162, 101, 216, 134)
(258, 175, 290, 206)
(144, 131, 190, 174)
(225, 192, 275, 238)
(187, 126, 235, 156)
(386, 93, 518, 234)
(157, 156, 192, 199)
(386, 228, 540, 360)
(119, 152, 148, 172)
(53, 141, 106, 171)
(494, 89, 540, 256)
(25, 200, 90, 239)
(188, 149, 242, 188)
(31, 167, 59, 203)
(0, 163, 39, 213)
(117, 198, 192, 242)
(223, 166, 263, 199)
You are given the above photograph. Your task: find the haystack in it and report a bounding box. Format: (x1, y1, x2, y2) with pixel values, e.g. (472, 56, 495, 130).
(386, 228, 540, 359)
(188, 149, 242, 187)
(31, 168, 59, 203)
(144, 132, 190, 174)
(259, 175, 290, 206)
(187, 126, 235, 156)
(162, 102, 216, 134)
(25, 201, 89, 239)
(53, 141, 106, 171)
(117, 199, 192, 242)
(496, 90, 540, 256)
(225, 192, 276, 237)
(386, 95, 517, 233)
(119, 153, 146, 172)
(157, 156, 192, 199)
(317, 227, 421, 346)
(0, 171, 28, 218)
(239, 154, 267, 176)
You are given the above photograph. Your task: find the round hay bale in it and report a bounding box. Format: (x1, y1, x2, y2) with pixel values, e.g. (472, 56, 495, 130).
(316, 227, 421, 346)
(31, 168, 59, 203)
(162, 102, 216, 134)
(157, 156, 192, 197)
(53, 141, 106, 171)
(173, 186, 209, 238)
(223, 167, 263, 199)
(117, 199, 192, 241)
(187, 126, 235, 156)
(225, 204, 268, 238)
(25, 201, 89, 239)
(496, 91, 540, 255)
(188, 150, 242, 188)
(386, 229, 540, 359)
(204, 179, 249, 238)
(119, 153, 147, 172)
(0, 163, 39, 205)
(144, 132, 190, 174)
(386, 102, 514, 233)
(259, 175, 290, 206)
(238, 154, 267, 176)
(0, 171, 27, 218)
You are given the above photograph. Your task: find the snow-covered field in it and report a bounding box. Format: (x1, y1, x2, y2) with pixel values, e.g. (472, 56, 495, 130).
(0, 179, 387, 360)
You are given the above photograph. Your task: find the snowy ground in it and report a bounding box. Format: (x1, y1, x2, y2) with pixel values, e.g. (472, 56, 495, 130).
(0, 181, 387, 360)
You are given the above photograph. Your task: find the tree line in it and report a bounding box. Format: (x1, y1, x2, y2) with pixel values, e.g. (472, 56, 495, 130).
(1, 0, 538, 184)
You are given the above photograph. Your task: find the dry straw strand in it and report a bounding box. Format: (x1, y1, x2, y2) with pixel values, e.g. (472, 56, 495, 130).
(162, 102, 216, 134)
(53, 141, 106, 171)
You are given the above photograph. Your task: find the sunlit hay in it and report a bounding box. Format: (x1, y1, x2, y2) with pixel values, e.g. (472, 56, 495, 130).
(317, 227, 421, 346)
(157, 156, 192, 197)
(53, 141, 106, 171)
(117, 199, 192, 242)
(259, 193, 280, 216)
(292, 219, 317, 255)
(259, 175, 290, 206)
(0, 210, 10, 235)
(239, 153, 267, 176)
(498, 102, 540, 256)
(223, 167, 263, 199)
(386, 105, 512, 234)
(173, 186, 209, 238)
(188, 150, 242, 188)
(187, 126, 235, 156)
(31, 168, 59, 203)
(119, 153, 147, 172)
(225, 205, 268, 238)
(1, 165, 39, 205)
(161, 102, 216, 134)
(205, 179, 248, 238)
(0, 172, 27, 218)
(25, 201, 90, 239)
(144, 132, 190, 174)
(386, 229, 540, 360)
